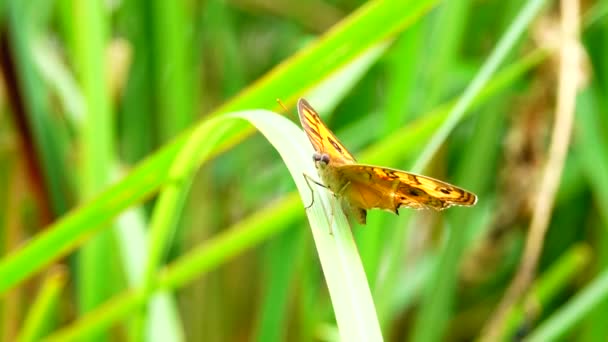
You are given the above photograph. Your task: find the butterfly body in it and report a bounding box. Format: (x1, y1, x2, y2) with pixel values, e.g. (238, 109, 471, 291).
(313, 151, 370, 224)
(297, 98, 477, 225)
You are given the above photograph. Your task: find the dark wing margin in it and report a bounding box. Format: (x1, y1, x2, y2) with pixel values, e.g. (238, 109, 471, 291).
(337, 164, 478, 209)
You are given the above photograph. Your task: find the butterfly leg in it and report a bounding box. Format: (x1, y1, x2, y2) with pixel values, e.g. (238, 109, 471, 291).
(324, 181, 352, 235)
(336, 181, 351, 196)
(303, 173, 337, 235)
(302, 173, 327, 209)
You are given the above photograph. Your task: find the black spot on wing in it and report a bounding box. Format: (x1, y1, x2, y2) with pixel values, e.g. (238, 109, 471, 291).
(327, 137, 342, 153)
(408, 189, 423, 197)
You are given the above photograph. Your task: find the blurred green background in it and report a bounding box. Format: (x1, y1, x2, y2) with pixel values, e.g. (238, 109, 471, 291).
(1, 0, 607, 341)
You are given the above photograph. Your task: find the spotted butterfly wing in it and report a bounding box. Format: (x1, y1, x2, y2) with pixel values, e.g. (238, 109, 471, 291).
(297, 98, 477, 224)
(298, 99, 356, 165)
(336, 164, 478, 213)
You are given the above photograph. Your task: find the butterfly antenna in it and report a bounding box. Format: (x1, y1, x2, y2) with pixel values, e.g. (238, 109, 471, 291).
(276, 98, 288, 111)
(276, 98, 298, 121)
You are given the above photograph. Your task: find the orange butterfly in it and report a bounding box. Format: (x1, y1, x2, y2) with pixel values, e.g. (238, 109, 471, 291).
(298, 98, 477, 225)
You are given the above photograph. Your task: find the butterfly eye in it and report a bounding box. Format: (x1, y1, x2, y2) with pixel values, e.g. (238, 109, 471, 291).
(312, 153, 330, 165)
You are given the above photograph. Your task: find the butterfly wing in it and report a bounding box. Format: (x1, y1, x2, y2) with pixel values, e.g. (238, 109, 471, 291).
(337, 164, 478, 212)
(297, 98, 356, 165)
(297, 98, 477, 224)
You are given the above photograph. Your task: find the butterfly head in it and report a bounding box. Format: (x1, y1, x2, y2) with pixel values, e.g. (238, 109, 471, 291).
(312, 152, 331, 169)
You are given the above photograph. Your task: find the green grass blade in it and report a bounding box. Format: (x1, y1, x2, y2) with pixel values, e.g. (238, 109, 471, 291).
(136, 116, 233, 337)
(412, 0, 549, 174)
(383, 20, 423, 130)
(501, 244, 592, 340)
(151, 0, 195, 141)
(527, 269, 608, 341)
(254, 228, 303, 342)
(418, 0, 472, 112)
(575, 88, 608, 225)
(0, 0, 439, 295)
(0, 43, 544, 297)
(44, 194, 300, 341)
(45, 110, 382, 340)
(368, 49, 546, 325)
(113, 196, 183, 341)
(118, 0, 155, 162)
(71, 1, 116, 329)
(6, 0, 71, 215)
(195, 0, 440, 160)
(18, 268, 67, 342)
(567, 86, 608, 340)
(37, 45, 543, 338)
(233, 111, 382, 341)
(410, 1, 549, 340)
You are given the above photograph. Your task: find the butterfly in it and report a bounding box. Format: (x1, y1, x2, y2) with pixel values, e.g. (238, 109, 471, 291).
(297, 98, 477, 225)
